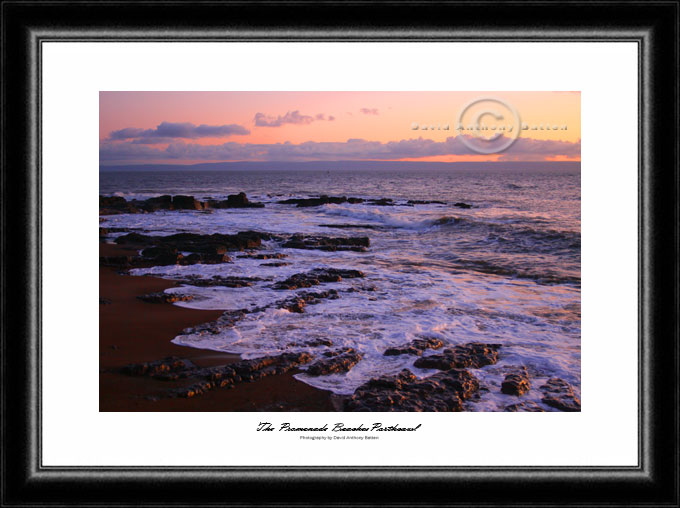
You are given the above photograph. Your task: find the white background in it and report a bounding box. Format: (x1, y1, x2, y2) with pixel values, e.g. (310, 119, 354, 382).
(42, 42, 638, 466)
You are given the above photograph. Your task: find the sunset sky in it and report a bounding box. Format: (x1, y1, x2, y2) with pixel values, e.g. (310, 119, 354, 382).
(99, 91, 580, 165)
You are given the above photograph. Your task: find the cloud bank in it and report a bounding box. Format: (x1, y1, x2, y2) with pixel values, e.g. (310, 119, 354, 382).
(100, 135, 580, 163)
(108, 121, 250, 143)
(254, 110, 335, 127)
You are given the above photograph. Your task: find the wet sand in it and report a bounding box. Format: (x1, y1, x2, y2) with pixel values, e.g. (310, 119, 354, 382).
(99, 243, 335, 411)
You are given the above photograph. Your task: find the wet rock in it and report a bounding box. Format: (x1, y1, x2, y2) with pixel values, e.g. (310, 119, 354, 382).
(237, 252, 287, 260)
(287, 338, 334, 348)
(407, 200, 446, 205)
(115, 231, 265, 253)
(345, 368, 479, 412)
(174, 275, 263, 288)
(99, 195, 140, 215)
(277, 289, 340, 313)
(368, 198, 394, 206)
(500, 367, 531, 396)
(273, 268, 365, 290)
(140, 195, 173, 211)
(140, 245, 183, 265)
(453, 202, 473, 209)
(413, 342, 501, 370)
(384, 337, 444, 356)
(178, 252, 232, 265)
(137, 292, 194, 304)
(120, 356, 195, 378)
(504, 401, 545, 412)
(260, 261, 291, 267)
(172, 195, 203, 210)
(306, 348, 363, 376)
(182, 309, 248, 335)
(540, 377, 581, 411)
(206, 192, 265, 209)
(279, 195, 362, 207)
(281, 234, 370, 252)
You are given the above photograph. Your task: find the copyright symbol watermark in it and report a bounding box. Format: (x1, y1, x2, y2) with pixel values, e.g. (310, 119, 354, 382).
(455, 97, 521, 154)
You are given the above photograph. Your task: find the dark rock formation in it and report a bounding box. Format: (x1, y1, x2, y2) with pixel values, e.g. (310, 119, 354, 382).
(504, 401, 545, 412)
(540, 377, 581, 411)
(115, 231, 265, 253)
(413, 343, 501, 370)
(260, 261, 290, 267)
(306, 348, 363, 376)
(206, 192, 265, 209)
(120, 356, 196, 378)
(279, 195, 364, 207)
(500, 367, 531, 396)
(173, 275, 263, 288)
(277, 289, 340, 313)
(121, 352, 313, 398)
(237, 252, 287, 260)
(407, 200, 446, 205)
(273, 268, 365, 290)
(137, 292, 194, 304)
(172, 195, 204, 210)
(282, 234, 370, 252)
(383, 337, 445, 356)
(453, 202, 473, 209)
(368, 198, 394, 206)
(99, 196, 139, 215)
(178, 352, 313, 397)
(287, 338, 334, 348)
(345, 368, 479, 412)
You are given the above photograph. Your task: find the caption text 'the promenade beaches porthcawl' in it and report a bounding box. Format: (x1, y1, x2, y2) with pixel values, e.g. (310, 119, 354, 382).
(257, 422, 423, 432)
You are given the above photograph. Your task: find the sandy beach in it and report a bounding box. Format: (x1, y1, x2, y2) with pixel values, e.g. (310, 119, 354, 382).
(99, 243, 335, 412)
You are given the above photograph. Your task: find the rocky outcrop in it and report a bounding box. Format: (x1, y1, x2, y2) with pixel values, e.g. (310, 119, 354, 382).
(383, 337, 444, 356)
(100, 193, 264, 215)
(279, 195, 364, 207)
(344, 368, 479, 412)
(237, 252, 287, 260)
(413, 343, 501, 370)
(115, 231, 265, 253)
(453, 202, 473, 209)
(500, 367, 531, 396)
(272, 268, 365, 290)
(282, 234, 370, 252)
(206, 192, 265, 209)
(306, 348, 363, 376)
(407, 200, 446, 205)
(540, 377, 581, 411)
(277, 289, 340, 313)
(137, 292, 194, 304)
(172, 275, 263, 288)
(120, 352, 313, 398)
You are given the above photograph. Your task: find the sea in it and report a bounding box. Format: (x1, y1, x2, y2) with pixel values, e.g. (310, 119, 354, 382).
(99, 165, 581, 410)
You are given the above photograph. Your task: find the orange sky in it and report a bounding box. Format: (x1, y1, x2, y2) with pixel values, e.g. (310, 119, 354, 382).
(99, 91, 580, 164)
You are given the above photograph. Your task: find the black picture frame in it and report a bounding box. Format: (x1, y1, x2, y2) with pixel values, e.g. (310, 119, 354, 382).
(2, 1, 678, 506)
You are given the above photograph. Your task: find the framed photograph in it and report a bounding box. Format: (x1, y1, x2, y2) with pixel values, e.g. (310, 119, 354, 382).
(2, 1, 678, 505)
